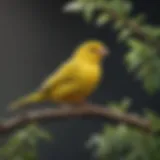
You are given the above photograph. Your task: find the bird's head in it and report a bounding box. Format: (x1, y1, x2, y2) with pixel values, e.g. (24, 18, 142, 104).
(73, 40, 110, 64)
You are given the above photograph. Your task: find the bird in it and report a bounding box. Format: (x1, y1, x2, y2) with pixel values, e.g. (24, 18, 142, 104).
(9, 40, 109, 110)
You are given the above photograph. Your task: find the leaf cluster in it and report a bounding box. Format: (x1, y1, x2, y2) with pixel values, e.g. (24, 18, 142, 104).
(63, 0, 160, 94)
(86, 99, 160, 160)
(0, 124, 51, 160)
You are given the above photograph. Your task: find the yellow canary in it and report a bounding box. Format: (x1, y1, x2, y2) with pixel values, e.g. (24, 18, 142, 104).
(9, 40, 109, 110)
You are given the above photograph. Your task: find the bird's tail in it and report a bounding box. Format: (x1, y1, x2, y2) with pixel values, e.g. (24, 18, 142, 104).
(9, 91, 45, 111)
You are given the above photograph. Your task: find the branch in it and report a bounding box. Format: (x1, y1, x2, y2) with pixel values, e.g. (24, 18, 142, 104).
(0, 104, 151, 134)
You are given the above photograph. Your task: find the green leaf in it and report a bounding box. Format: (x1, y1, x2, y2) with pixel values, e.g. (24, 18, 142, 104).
(107, 97, 131, 113)
(143, 75, 158, 95)
(88, 123, 159, 160)
(83, 3, 96, 23)
(118, 29, 131, 41)
(0, 124, 51, 160)
(107, 0, 132, 17)
(120, 97, 132, 111)
(122, 0, 133, 14)
(142, 25, 160, 39)
(144, 109, 160, 132)
(95, 13, 110, 26)
(127, 38, 144, 50)
(114, 20, 124, 30)
(63, 1, 84, 13)
(125, 50, 142, 71)
(125, 38, 160, 94)
(134, 14, 146, 25)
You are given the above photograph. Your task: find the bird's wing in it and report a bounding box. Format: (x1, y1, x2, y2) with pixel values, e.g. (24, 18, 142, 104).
(39, 60, 77, 92)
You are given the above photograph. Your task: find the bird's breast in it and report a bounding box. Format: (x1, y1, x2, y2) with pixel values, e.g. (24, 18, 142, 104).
(78, 64, 102, 93)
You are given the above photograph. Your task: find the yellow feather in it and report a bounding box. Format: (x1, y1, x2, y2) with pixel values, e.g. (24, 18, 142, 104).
(9, 40, 109, 110)
(9, 91, 44, 110)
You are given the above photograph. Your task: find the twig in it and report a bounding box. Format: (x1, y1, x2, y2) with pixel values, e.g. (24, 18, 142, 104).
(0, 104, 151, 134)
(106, 8, 160, 48)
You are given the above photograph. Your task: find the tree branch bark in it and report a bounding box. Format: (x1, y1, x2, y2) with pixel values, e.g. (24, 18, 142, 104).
(0, 104, 151, 134)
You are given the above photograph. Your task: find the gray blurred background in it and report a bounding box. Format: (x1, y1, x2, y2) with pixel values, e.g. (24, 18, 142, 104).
(0, 0, 159, 159)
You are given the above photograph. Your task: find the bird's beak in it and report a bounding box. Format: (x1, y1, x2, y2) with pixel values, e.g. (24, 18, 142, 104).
(99, 47, 110, 57)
